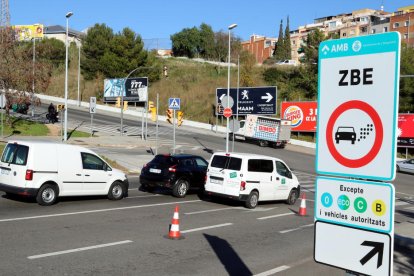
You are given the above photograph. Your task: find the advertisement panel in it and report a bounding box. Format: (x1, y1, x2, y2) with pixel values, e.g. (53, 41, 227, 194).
(13, 25, 44, 41)
(103, 77, 148, 103)
(281, 101, 317, 132)
(397, 114, 414, 147)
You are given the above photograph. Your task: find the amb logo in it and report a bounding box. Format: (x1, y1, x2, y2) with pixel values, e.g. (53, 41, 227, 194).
(284, 106, 304, 127)
(321, 43, 349, 55)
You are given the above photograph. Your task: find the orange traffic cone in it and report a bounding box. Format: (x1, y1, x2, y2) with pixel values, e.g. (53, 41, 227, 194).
(298, 193, 307, 216)
(166, 205, 184, 240)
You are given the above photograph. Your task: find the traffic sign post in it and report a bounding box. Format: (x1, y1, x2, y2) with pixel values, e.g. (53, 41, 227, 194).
(316, 32, 401, 181)
(89, 97, 96, 137)
(315, 176, 395, 233)
(216, 86, 277, 115)
(223, 107, 232, 118)
(168, 98, 180, 154)
(314, 32, 400, 276)
(314, 221, 392, 276)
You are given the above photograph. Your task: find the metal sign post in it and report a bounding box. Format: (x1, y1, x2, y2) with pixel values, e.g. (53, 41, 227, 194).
(89, 97, 96, 137)
(173, 110, 176, 154)
(168, 98, 181, 155)
(155, 93, 159, 155)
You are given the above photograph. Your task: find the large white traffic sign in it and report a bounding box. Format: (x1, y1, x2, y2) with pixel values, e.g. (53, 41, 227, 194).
(316, 32, 401, 181)
(314, 221, 392, 276)
(315, 176, 395, 233)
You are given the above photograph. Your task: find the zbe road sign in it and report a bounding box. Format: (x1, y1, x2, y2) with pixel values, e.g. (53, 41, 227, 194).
(316, 32, 401, 181)
(89, 97, 96, 114)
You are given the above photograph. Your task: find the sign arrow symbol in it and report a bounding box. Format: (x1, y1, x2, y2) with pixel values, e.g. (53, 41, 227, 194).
(322, 45, 330, 53)
(360, 241, 384, 268)
(261, 93, 273, 103)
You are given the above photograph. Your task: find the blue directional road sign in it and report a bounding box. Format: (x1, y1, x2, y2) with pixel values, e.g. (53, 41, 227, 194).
(169, 98, 181, 110)
(216, 86, 277, 115)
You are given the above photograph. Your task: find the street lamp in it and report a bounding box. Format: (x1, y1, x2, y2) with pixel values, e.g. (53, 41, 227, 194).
(76, 38, 81, 107)
(226, 23, 237, 153)
(63, 11, 73, 141)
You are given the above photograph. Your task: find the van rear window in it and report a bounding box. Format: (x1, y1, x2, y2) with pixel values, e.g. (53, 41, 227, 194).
(1, 144, 29, 165)
(210, 156, 242, 171)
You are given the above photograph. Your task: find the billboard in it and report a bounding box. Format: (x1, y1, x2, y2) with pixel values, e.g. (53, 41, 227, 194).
(103, 77, 148, 103)
(13, 24, 44, 41)
(397, 114, 414, 147)
(216, 86, 277, 115)
(281, 101, 317, 132)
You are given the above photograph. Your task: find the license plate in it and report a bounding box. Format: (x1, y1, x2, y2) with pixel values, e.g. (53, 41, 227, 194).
(1, 168, 10, 175)
(210, 178, 223, 185)
(149, 168, 161, 174)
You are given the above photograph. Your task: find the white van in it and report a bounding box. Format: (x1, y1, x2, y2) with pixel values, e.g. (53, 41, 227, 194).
(204, 152, 300, 208)
(0, 140, 128, 205)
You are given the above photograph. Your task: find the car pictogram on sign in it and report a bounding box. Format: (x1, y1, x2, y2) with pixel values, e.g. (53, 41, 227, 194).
(335, 126, 356, 144)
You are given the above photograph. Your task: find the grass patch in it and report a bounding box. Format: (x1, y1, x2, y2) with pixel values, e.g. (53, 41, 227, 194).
(68, 130, 93, 138)
(0, 117, 49, 136)
(290, 132, 316, 143)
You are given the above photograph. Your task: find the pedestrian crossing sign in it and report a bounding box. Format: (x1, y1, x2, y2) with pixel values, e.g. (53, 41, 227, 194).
(169, 98, 181, 110)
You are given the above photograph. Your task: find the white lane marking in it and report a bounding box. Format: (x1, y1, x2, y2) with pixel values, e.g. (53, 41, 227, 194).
(0, 200, 201, 223)
(254, 265, 291, 276)
(245, 207, 277, 212)
(184, 207, 242, 215)
(299, 181, 315, 185)
(279, 223, 314, 234)
(395, 201, 410, 206)
(27, 240, 133, 260)
(125, 194, 161, 199)
(396, 192, 414, 197)
(181, 223, 233, 234)
(300, 184, 314, 188)
(404, 206, 414, 211)
(257, 212, 294, 220)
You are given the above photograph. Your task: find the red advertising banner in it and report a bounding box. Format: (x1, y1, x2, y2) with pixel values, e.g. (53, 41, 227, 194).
(281, 101, 317, 132)
(397, 114, 414, 147)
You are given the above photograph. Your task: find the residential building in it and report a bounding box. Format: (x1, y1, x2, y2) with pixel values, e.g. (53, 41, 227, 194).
(241, 34, 277, 64)
(390, 5, 414, 46)
(43, 25, 84, 45)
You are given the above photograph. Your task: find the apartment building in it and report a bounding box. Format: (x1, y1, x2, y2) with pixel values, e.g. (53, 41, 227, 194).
(241, 34, 277, 64)
(390, 5, 414, 46)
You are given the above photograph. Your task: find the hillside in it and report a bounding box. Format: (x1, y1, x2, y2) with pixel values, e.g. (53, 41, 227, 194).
(44, 56, 267, 124)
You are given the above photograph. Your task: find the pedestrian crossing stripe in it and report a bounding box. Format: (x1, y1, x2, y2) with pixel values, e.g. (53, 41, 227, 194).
(169, 98, 180, 110)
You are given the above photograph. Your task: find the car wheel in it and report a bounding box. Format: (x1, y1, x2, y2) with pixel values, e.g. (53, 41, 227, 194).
(258, 140, 268, 147)
(396, 165, 400, 172)
(286, 189, 298, 205)
(352, 140, 355, 145)
(336, 139, 339, 144)
(108, 181, 125, 200)
(245, 191, 259, 209)
(172, 179, 189, 198)
(36, 184, 58, 206)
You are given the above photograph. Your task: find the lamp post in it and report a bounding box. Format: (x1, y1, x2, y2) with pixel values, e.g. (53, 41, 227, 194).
(76, 39, 81, 107)
(63, 11, 73, 141)
(226, 23, 237, 153)
(32, 36, 36, 117)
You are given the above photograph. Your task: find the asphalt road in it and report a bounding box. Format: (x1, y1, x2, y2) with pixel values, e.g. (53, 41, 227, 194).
(0, 105, 412, 275)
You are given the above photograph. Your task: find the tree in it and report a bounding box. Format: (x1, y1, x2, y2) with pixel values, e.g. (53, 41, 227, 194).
(81, 23, 114, 80)
(400, 42, 414, 112)
(199, 23, 215, 59)
(284, 16, 292, 60)
(82, 24, 158, 81)
(273, 20, 285, 61)
(240, 50, 256, 87)
(171, 27, 200, 58)
(0, 28, 50, 119)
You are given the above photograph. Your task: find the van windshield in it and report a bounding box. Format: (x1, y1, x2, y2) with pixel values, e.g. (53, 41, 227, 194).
(1, 144, 29, 165)
(210, 156, 242, 171)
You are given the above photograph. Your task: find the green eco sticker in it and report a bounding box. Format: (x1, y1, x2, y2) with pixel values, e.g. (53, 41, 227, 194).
(229, 172, 237, 178)
(281, 178, 286, 184)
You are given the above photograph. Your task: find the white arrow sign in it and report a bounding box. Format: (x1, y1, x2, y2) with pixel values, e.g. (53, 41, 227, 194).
(261, 93, 273, 103)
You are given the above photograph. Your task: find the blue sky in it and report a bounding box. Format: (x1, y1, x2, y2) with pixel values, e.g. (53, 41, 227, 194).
(10, 0, 414, 48)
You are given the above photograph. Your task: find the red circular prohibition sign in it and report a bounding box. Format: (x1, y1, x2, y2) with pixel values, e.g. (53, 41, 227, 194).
(326, 100, 383, 168)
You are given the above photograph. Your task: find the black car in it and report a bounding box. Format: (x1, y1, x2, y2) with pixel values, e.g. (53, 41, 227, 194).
(139, 154, 208, 198)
